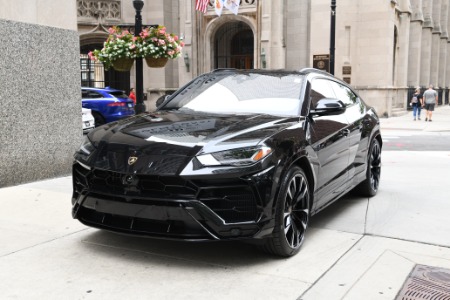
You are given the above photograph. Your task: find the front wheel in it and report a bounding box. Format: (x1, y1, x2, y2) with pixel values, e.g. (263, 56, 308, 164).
(260, 166, 311, 257)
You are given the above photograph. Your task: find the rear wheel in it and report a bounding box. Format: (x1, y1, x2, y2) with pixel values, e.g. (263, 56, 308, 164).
(92, 111, 105, 127)
(355, 138, 381, 197)
(261, 166, 310, 257)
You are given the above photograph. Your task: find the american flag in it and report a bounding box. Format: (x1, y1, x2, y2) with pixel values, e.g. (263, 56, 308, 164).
(195, 0, 209, 13)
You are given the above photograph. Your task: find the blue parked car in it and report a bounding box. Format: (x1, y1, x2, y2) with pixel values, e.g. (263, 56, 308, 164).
(81, 87, 135, 126)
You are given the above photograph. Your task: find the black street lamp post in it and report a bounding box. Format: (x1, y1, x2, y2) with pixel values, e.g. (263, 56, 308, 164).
(330, 0, 336, 75)
(133, 0, 146, 114)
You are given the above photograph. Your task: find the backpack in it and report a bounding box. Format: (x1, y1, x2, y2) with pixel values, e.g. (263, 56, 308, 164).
(411, 95, 418, 103)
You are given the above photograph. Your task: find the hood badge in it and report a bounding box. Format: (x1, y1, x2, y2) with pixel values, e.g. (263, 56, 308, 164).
(128, 156, 138, 165)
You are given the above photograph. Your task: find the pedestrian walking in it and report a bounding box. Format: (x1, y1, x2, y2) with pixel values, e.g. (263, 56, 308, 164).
(410, 87, 423, 121)
(423, 84, 438, 122)
(129, 88, 136, 105)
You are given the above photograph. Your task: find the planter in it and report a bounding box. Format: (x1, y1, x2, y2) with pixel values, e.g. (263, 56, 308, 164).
(112, 57, 134, 72)
(145, 57, 168, 68)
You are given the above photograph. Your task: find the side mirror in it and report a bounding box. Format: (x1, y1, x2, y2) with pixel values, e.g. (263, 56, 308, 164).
(156, 95, 169, 108)
(309, 98, 346, 116)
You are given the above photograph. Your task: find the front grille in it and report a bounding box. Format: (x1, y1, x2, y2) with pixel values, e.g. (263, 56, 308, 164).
(73, 163, 198, 199)
(73, 162, 259, 223)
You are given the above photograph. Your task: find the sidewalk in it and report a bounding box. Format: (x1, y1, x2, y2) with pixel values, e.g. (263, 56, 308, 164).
(380, 104, 450, 132)
(1, 106, 450, 299)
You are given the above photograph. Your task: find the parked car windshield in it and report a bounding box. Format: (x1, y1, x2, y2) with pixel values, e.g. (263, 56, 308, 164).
(164, 72, 304, 117)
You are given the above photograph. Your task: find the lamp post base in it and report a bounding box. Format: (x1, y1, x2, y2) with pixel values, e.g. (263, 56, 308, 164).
(135, 103, 146, 114)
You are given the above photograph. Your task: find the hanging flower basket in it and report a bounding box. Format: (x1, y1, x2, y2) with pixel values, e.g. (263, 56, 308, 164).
(112, 57, 134, 72)
(145, 57, 169, 68)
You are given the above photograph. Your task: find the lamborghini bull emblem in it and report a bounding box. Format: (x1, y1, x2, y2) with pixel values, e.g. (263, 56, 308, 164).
(128, 156, 138, 165)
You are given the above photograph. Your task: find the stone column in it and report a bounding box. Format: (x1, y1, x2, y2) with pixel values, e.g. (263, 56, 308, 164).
(269, 0, 286, 68)
(446, 1, 450, 88)
(430, 0, 442, 87)
(260, 0, 271, 68)
(439, 0, 449, 89)
(408, 0, 424, 87)
(420, 0, 433, 86)
(396, 4, 412, 88)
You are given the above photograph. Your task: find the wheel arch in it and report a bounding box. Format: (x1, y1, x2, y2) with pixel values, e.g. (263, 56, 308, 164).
(292, 156, 315, 211)
(272, 154, 316, 212)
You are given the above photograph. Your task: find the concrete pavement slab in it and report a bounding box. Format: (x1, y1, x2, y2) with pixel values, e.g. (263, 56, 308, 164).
(0, 226, 361, 300)
(366, 151, 450, 247)
(299, 235, 450, 300)
(81, 227, 361, 283)
(310, 150, 450, 248)
(0, 177, 86, 256)
(0, 177, 362, 300)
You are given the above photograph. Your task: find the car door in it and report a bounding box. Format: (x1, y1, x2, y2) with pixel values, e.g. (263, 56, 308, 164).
(307, 78, 351, 209)
(329, 81, 365, 182)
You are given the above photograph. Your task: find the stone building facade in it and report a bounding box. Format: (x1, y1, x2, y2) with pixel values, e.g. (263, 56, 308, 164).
(78, 0, 450, 117)
(0, 1, 80, 187)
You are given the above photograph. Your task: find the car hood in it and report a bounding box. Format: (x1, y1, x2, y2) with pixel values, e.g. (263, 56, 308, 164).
(81, 111, 299, 175)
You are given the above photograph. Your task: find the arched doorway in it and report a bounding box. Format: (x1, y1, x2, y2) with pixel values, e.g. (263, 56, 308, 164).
(214, 21, 254, 69)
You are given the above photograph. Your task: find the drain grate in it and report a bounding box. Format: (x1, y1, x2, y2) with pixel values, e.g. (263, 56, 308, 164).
(396, 264, 450, 300)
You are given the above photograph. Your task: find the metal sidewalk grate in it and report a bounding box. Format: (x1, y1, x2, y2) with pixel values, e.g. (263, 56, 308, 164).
(396, 264, 450, 300)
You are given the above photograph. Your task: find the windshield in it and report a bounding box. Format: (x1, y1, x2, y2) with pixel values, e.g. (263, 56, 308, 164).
(163, 72, 304, 117)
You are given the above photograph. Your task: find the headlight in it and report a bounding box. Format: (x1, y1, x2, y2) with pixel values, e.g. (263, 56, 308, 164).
(79, 136, 96, 155)
(197, 146, 272, 167)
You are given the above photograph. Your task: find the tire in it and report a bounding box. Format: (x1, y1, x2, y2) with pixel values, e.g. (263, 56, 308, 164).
(92, 111, 106, 127)
(261, 166, 311, 257)
(354, 138, 381, 197)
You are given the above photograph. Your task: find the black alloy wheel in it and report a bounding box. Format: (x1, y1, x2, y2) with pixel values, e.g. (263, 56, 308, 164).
(261, 166, 310, 257)
(369, 139, 381, 192)
(354, 138, 381, 197)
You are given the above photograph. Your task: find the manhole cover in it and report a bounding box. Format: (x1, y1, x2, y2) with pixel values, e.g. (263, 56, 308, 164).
(396, 264, 450, 300)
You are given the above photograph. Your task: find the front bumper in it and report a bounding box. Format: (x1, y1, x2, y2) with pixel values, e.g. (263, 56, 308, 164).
(72, 162, 276, 241)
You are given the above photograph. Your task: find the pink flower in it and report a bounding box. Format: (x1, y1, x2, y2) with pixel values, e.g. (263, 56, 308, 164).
(158, 39, 166, 45)
(130, 44, 136, 49)
(167, 50, 175, 56)
(132, 36, 138, 42)
(108, 27, 116, 34)
(152, 37, 158, 42)
(88, 51, 95, 60)
(180, 41, 185, 47)
(140, 30, 149, 39)
(174, 35, 179, 41)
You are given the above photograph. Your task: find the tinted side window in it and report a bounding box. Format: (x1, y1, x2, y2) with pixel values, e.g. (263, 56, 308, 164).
(330, 81, 358, 107)
(82, 91, 103, 99)
(310, 79, 336, 109)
